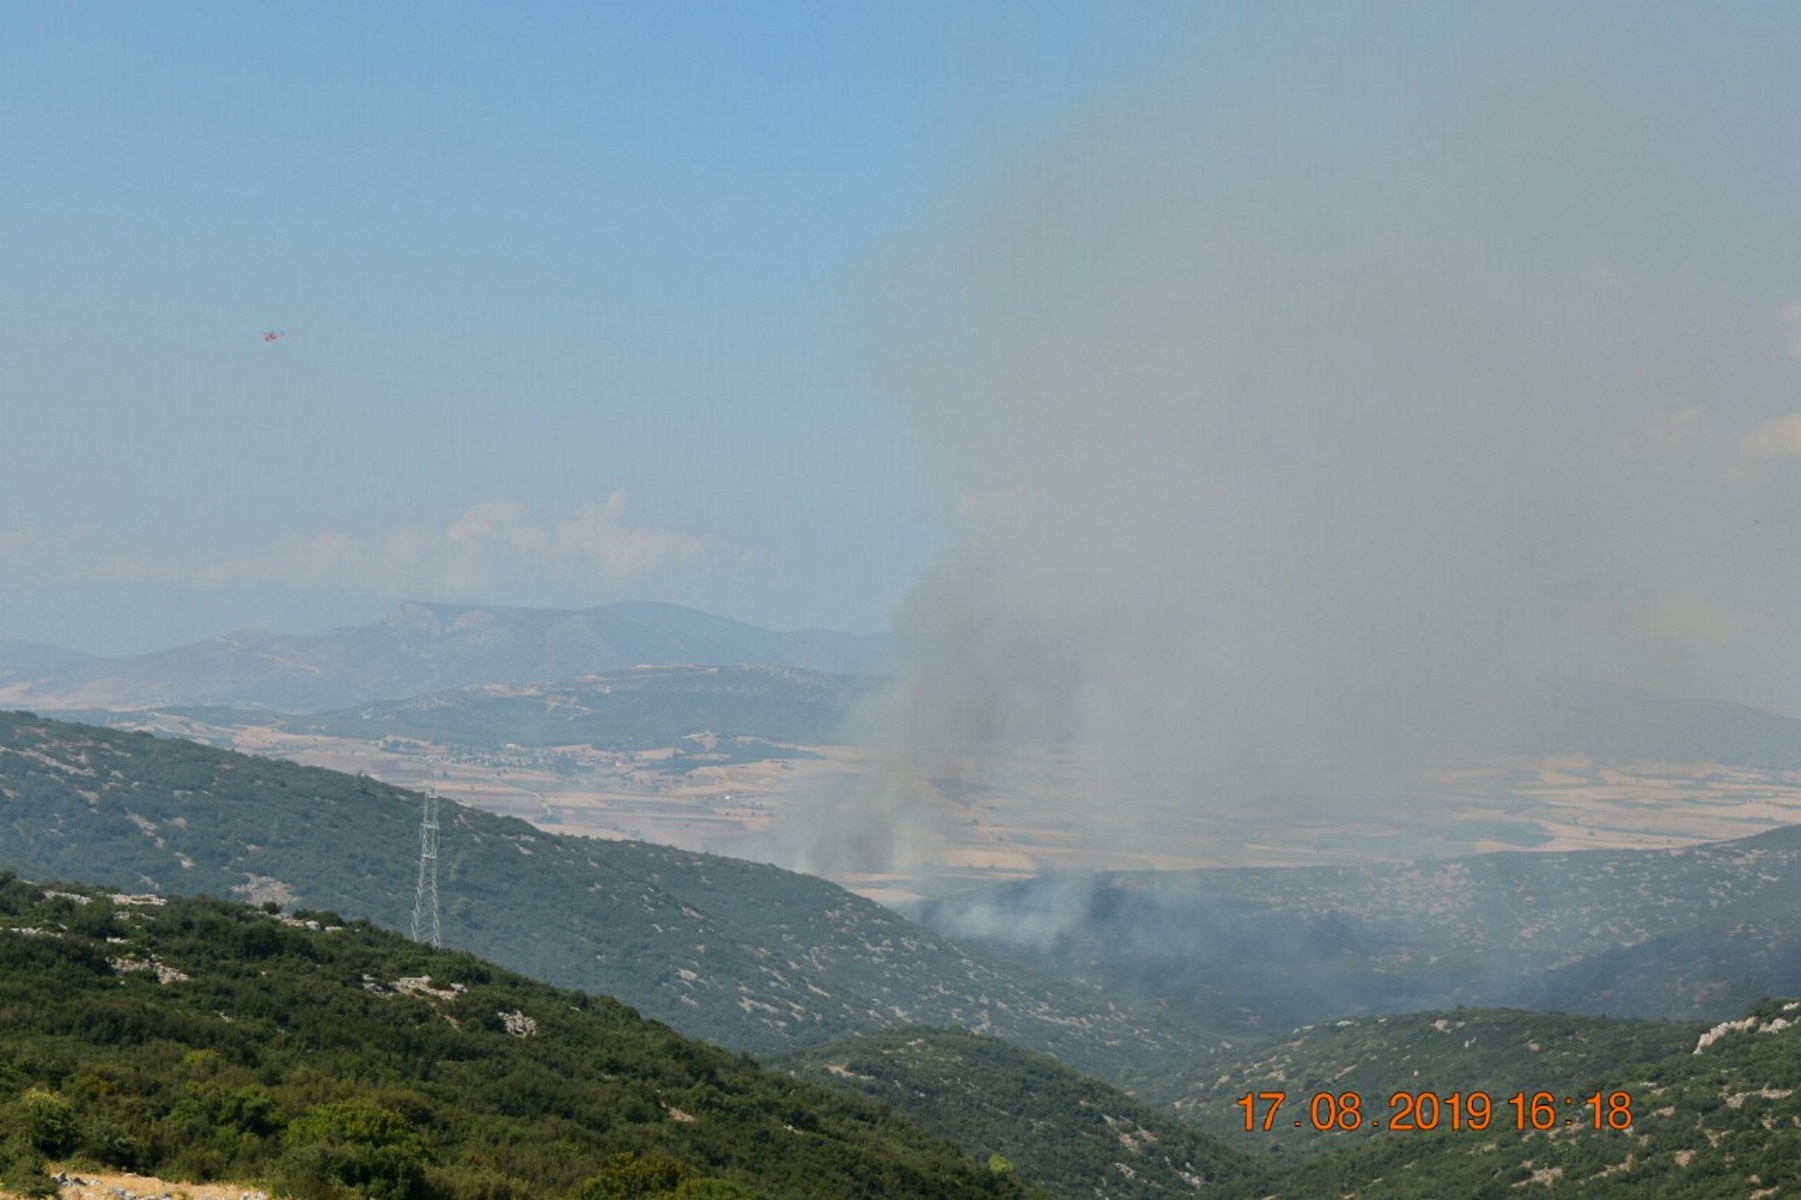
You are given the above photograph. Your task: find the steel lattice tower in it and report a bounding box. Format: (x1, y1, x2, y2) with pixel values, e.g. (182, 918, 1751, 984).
(410, 787, 442, 947)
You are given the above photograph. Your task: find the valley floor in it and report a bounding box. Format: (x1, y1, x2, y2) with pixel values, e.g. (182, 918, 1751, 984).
(94, 709, 1801, 903)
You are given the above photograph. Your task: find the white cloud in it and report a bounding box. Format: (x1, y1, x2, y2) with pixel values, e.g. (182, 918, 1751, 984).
(0, 526, 175, 584)
(1726, 413, 1801, 482)
(0, 495, 709, 598)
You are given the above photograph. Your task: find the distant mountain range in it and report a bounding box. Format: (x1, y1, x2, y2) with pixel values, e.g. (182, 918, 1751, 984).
(0, 601, 899, 712)
(1522, 680, 1801, 769)
(0, 638, 93, 672)
(294, 663, 879, 750)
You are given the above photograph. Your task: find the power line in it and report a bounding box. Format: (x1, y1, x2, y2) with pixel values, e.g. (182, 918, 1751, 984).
(411, 787, 442, 947)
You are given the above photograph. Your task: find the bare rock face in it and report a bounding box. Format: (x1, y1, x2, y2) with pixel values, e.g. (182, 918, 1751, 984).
(43, 1170, 268, 1200)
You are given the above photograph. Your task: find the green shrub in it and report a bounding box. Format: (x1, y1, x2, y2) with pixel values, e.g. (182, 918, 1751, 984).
(0, 1145, 57, 1200)
(573, 1152, 693, 1200)
(16, 1088, 78, 1155)
(278, 1100, 429, 1200)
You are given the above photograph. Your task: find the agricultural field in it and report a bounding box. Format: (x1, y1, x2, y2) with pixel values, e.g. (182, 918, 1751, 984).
(74, 705, 1801, 905)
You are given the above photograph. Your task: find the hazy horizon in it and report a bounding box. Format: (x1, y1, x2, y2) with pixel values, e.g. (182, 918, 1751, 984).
(0, 594, 901, 658)
(11, 3, 1801, 760)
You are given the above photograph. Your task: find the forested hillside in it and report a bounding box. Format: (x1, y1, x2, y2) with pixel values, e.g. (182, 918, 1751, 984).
(10, 711, 1801, 1197)
(777, 1027, 1266, 1199)
(1262, 997, 1801, 1197)
(0, 877, 1037, 1200)
(8, 876, 1801, 1199)
(1145, 1008, 1703, 1156)
(917, 824, 1801, 1033)
(0, 713, 1197, 1076)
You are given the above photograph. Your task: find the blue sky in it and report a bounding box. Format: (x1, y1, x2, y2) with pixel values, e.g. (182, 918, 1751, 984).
(3, 1, 1191, 651)
(6, 2, 1801, 686)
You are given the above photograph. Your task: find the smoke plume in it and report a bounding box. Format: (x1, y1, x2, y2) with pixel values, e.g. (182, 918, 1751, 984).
(799, 6, 1801, 874)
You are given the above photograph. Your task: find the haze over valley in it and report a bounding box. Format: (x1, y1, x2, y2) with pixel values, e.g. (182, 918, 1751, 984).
(9, 607, 1801, 905)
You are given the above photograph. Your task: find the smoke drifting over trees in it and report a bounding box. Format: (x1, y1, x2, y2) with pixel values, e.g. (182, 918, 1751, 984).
(797, 6, 1801, 872)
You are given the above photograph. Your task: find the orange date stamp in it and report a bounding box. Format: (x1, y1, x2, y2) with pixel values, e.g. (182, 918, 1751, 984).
(1235, 1090, 1634, 1132)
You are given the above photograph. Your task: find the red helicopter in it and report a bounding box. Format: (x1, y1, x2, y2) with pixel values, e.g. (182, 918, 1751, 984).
(262, 330, 285, 343)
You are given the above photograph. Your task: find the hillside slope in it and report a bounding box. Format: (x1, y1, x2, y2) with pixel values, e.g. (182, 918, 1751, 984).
(1263, 997, 1801, 1197)
(1147, 1008, 1702, 1157)
(0, 712, 1197, 1075)
(0, 876, 1039, 1200)
(777, 1026, 1268, 1200)
(9, 716, 1801, 1197)
(917, 824, 1801, 1032)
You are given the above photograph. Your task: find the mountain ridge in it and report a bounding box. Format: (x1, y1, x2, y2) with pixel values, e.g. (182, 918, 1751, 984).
(0, 602, 898, 712)
(0, 711, 1198, 1076)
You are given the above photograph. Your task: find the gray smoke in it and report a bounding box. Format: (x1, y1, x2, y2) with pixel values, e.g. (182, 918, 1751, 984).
(790, 6, 1801, 875)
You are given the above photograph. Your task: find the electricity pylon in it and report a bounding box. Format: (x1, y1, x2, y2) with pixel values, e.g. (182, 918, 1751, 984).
(410, 787, 442, 947)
